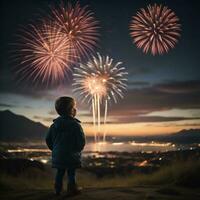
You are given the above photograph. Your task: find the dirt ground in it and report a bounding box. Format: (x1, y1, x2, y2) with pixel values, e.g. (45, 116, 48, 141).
(1, 185, 200, 200)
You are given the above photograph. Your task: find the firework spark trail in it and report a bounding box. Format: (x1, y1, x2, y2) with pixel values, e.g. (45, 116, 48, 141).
(50, 1, 99, 61)
(14, 22, 74, 86)
(73, 53, 128, 143)
(103, 99, 108, 142)
(97, 93, 101, 142)
(92, 97, 97, 142)
(130, 4, 181, 55)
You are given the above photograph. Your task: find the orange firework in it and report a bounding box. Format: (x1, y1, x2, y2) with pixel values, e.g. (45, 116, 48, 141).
(130, 4, 181, 55)
(14, 22, 73, 85)
(50, 1, 99, 60)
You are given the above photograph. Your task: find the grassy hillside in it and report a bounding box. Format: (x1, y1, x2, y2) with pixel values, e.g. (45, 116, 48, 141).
(1, 160, 200, 189)
(0, 160, 200, 200)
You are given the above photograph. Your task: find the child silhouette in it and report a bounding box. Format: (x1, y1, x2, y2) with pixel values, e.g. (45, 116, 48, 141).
(46, 96, 85, 196)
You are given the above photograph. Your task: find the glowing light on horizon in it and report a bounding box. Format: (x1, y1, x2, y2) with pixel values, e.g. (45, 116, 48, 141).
(7, 148, 50, 153)
(50, 1, 99, 60)
(130, 4, 181, 55)
(40, 159, 48, 164)
(112, 142, 124, 145)
(138, 160, 148, 167)
(130, 141, 173, 147)
(73, 53, 128, 143)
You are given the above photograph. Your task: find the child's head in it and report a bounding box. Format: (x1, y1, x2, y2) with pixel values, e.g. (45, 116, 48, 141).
(55, 96, 76, 117)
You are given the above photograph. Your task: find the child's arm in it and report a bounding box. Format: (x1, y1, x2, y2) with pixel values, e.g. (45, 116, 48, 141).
(45, 125, 54, 150)
(74, 122, 86, 152)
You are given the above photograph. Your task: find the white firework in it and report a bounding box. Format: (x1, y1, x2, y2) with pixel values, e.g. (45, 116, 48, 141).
(73, 53, 128, 143)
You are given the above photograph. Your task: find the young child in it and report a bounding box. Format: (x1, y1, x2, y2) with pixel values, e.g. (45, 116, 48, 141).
(45, 96, 85, 196)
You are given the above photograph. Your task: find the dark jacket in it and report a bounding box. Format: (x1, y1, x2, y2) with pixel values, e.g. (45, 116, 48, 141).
(45, 115, 86, 169)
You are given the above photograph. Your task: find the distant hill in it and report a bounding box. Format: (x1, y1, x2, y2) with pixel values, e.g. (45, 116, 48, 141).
(112, 129, 200, 144)
(0, 110, 200, 143)
(150, 129, 200, 144)
(0, 110, 48, 141)
(164, 129, 200, 143)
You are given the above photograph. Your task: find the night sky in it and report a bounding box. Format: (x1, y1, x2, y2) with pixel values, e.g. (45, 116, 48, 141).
(0, 0, 200, 136)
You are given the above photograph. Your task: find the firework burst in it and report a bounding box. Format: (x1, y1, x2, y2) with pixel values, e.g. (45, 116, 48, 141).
(130, 4, 181, 55)
(50, 1, 99, 60)
(73, 53, 128, 142)
(14, 22, 73, 85)
(73, 53, 128, 103)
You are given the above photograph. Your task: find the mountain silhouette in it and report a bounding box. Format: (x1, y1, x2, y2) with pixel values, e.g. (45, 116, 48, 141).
(165, 128, 200, 143)
(0, 110, 48, 141)
(0, 110, 200, 143)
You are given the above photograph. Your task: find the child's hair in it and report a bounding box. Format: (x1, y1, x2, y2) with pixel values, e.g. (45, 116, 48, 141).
(55, 96, 75, 116)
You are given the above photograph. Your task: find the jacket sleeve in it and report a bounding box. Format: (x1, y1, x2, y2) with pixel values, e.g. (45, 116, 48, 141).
(45, 125, 54, 151)
(74, 122, 86, 152)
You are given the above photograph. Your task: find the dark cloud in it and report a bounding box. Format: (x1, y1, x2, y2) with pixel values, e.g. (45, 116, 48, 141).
(36, 80, 200, 124)
(157, 123, 200, 128)
(156, 80, 200, 94)
(128, 66, 156, 76)
(81, 116, 200, 125)
(128, 81, 150, 87)
(109, 80, 200, 119)
(1, 79, 200, 125)
(81, 120, 116, 125)
(0, 83, 73, 102)
(112, 116, 200, 124)
(24, 105, 32, 109)
(0, 103, 16, 108)
(167, 123, 200, 127)
(0, 103, 32, 109)
(33, 115, 54, 122)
